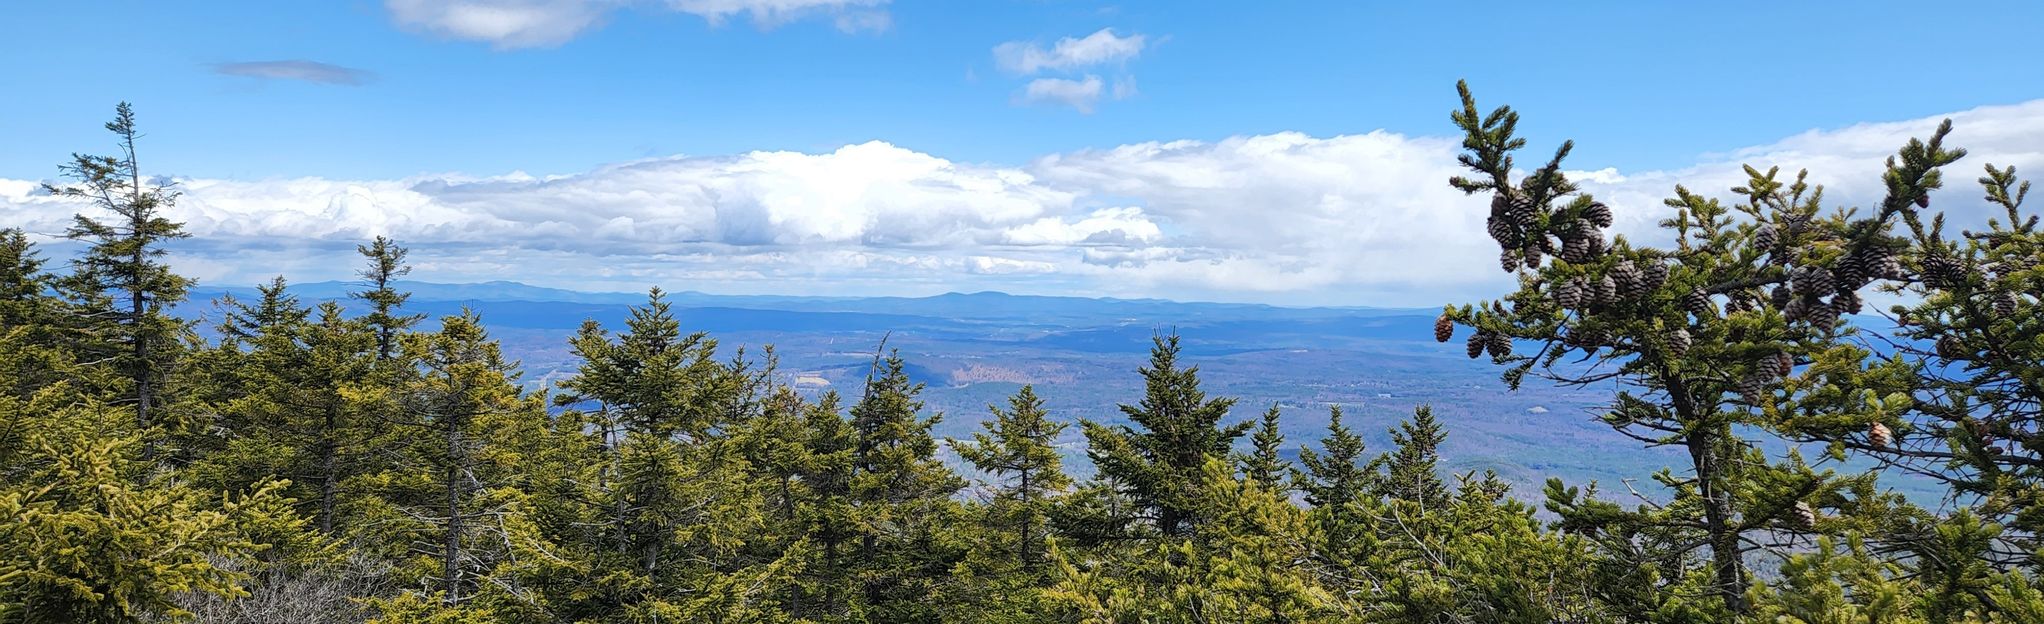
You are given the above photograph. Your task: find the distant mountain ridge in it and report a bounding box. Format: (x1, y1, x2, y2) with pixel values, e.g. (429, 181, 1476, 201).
(190, 279, 1428, 324)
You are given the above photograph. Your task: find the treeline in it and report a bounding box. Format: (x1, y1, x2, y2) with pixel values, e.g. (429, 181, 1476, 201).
(1, 88, 2042, 623)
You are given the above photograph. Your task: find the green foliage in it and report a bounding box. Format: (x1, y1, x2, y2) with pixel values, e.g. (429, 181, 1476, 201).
(9, 95, 2044, 623)
(1082, 333, 1250, 538)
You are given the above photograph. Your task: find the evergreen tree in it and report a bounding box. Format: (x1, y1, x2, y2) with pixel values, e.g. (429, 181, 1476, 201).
(1082, 334, 1249, 538)
(0, 386, 301, 623)
(352, 236, 423, 363)
(45, 102, 192, 458)
(1293, 405, 1370, 510)
(847, 350, 967, 621)
(1443, 81, 1952, 615)
(1236, 404, 1289, 493)
(953, 384, 1071, 572)
(1375, 405, 1448, 509)
(359, 311, 554, 606)
(0, 230, 66, 398)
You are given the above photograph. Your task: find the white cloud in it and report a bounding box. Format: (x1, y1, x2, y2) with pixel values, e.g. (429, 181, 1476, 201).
(385, 0, 889, 49)
(993, 28, 1146, 75)
(994, 28, 1147, 113)
(212, 60, 375, 86)
(7, 99, 2043, 305)
(1021, 76, 1105, 113)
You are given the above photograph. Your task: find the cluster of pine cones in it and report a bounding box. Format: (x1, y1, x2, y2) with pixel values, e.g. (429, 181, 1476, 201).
(1735, 351, 1796, 405)
(1751, 220, 1905, 332)
(1487, 193, 1615, 272)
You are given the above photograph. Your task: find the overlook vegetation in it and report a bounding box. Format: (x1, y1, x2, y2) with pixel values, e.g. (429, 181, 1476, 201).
(4, 85, 2044, 623)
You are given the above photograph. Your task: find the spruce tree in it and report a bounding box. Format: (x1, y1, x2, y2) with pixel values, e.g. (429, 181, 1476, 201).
(1236, 404, 1290, 493)
(1376, 405, 1447, 509)
(46, 103, 192, 458)
(953, 384, 1071, 572)
(1293, 405, 1370, 510)
(848, 350, 966, 620)
(352, 236, 423, 363)
(1082, 334, 1249, 538)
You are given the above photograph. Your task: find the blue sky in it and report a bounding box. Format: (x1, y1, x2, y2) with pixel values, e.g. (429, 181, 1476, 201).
(3, 1, 2043, 305)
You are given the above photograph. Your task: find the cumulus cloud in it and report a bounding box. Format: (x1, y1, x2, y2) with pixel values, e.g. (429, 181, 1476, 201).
(212, 60, 374, 86)
(385, 0, 890, 49)
(1020, 75, 1135, 113)
(6, 99, 2043, 305)
(993, 28, 1146, 75)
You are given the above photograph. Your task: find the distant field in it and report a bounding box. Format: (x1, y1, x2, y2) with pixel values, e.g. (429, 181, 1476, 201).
(189, 280, 1930, 501)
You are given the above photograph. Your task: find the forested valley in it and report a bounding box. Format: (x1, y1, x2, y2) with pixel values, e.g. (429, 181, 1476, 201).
(5, 85, 2044, 623)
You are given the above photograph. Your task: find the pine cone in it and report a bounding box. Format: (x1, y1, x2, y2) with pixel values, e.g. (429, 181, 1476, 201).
(1783, 297, 1807, 322)
(1555, 277, 1585, 309)
(1560, 236, 1590, 264)
(1808, 302, 1837, 332)
(1618, 261, 1647, 297)
(1596, 275, 1619, 306)
(1583, 202, 1614, 228)
(1833, 255, 1867, 291)
(1876, 253, 1906, 280)
(1466, 332, 1487, 359)
(1486, 332, 1512, 358)
(1994, 292, 2018, 317)
(1737, 372, 1766, 404)
(1491, 193, 1511, 217)
(1665, 327, 1691, 358)
(1771, 285, 1793, 309)
(1773, 351, 1795, 378)
(1832, 291, 1863, 316)
(1936, 335, 1968, 359)
(1683, 288, 1712, 317)
(1923, 254, 1965, 288)
(1754, 224, 1779, 253)
(1500, 248, 1522, 272)
(1792, 501, 1817, 529)
(1509, 196, 1539, 226)
(1522, 240, 1545, 269)
(1642, 261, 1669, 290)
(1434, 314, 1454, 343)
(1915, 194, 1930, 209)
(1793, 267, 1835, 297)
(1869, 422, 1893, 448)
(1486, 215, 1518, 247)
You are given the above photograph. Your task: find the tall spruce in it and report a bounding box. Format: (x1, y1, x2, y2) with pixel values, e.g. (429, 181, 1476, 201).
(954, 384, 1071, 572)
(848, 350, 966, 620)
(1237, 404, 1290, 493)
(351, 236, 423, 362)
(1293, 405, 1370, 509)
(46, 102, 192, 457)
(1082, 333, 1249, 538)
(1376, 405, 1448, 509)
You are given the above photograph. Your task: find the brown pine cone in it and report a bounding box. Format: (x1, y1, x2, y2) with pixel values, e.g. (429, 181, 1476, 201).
(1596, 275, 1619, 306)
(1869, 422, 1893, 448)
(1500, 248, 1522, 272)
(1583, 202, 1614, 228)
(1466, 332, 1487, 359)
(1554, 277, 1585, 310)
(1754, 224, 1779, 252)
(1486, 332, 1512, 358)
(1936, 335, 1968, 359)
(1613, 261, 1644, 298)
(1772, 351, 1795, 378)
(1683, 288, 1712, 317)
(1434, 313, 1454, 343)
(1664, 327, 1691, 359)
(1641, 261, 1669, 290)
